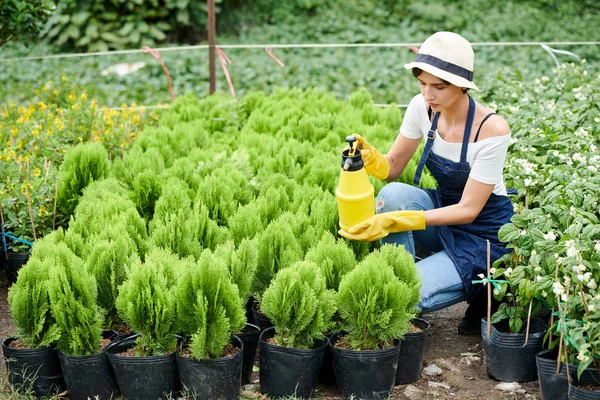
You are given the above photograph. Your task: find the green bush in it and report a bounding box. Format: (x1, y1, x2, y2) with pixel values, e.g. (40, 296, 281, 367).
(227, 202, 264, 245)
(262, 260, 336, 349)
(56, 142, 110, 221)
(8, 247, 59, 348)
(337, 257, 415, 350)
(115, 250, 179, 356)
(174, 250, 245, 359)
(214, 238, 258, 302)
(361, 244, 422, 313)
(305, 232, 356, 291)
(0, 0, 54, 47)
(47, 243, 104, 355)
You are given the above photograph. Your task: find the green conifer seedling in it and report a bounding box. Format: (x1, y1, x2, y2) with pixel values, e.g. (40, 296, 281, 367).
(337, 258, 415, 350)
(115, 251, 179, 356)
(214, 238, 258, 302)
(47, 244, 104, 355)
(305, 232, 356, 291)
(174, 250, 246, 359)
(8, 257, 60, 348)
(262, 261, 336, 349)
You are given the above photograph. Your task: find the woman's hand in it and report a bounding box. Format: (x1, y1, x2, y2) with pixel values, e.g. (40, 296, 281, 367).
(338, 210, 426, 242)
(352, 134, 390, 180)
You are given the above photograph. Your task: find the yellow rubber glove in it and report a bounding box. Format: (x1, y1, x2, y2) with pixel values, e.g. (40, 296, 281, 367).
(338, 210, 426, 242)
(353, 134, 390, 181)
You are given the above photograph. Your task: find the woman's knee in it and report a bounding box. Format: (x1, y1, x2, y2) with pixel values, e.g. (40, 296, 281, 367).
(376, 183, 431, 214)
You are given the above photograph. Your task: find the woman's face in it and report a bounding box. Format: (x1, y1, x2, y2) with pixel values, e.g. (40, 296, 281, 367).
(416, 71, 464, 112)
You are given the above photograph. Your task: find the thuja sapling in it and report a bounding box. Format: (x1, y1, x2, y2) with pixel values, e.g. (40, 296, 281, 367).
(227, 202, 264, 245)
(362, 245, 422, 313)
(276, 211, 318, 255)
(115, 250, 180, 356)
(56, 142, 110, 221)
(130, 170, 163, 222)
(214, 238, 259, 302)
(8, 255, 60, 348)
(85, 233, 139, 330)
(305, 232, 356, 291)
(252, 215, 304, 301)
(174, 250, 246, 359)
(189, 202, 229, 251)
(112, 146, 166, 190)
(149, 209, 203, 260)
(150, 177, 193, 229)
(47, 244, 104, 355)
(337, 258, 415, 350)
(308, 191, 340, 238)
(261, 261, 336, 349)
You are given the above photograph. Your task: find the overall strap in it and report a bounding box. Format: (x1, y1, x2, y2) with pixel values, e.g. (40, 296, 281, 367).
(413, 111, 440, 185)
(459, 95, 477, 163)
(473, 112, 497, 143)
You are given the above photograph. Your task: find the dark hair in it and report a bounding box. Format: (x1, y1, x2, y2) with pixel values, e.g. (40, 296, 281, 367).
(412, 67, 469, 93)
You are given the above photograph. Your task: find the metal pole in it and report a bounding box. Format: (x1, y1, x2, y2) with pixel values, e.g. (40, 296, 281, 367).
(208, 0, 216, 94)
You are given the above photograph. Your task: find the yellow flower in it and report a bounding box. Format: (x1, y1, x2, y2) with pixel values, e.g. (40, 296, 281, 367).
(16, 140, 23, 149)
(33, 168, 41, 177)
(80, 92, 87, 101)
(42, 86, 48, 92)
(18, 105, 25, 115)
(68, 92, 76, 102)
(32, 128, 39, 136)
(37, 101, 47, 111)
(61, 76, 67, 82)
(11, 127, 18, 136)
(78, 136, 83, 142)
(53, 89, 59, 96)
(38, 205, 48, 217)
(71, 104, 80, 110)
(35, 90, 40, 95)
(1, 110, 8, 119)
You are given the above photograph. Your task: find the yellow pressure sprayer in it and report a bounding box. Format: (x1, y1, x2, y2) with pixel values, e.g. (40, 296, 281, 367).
(336, 135, 375, 232)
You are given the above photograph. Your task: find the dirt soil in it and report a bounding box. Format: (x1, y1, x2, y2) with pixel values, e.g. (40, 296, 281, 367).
(0, 268, 540, 399)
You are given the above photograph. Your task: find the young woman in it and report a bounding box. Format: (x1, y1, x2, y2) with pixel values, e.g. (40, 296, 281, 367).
(338, 31, 514, 334)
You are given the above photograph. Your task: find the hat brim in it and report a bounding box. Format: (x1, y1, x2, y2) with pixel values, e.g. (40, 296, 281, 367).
(404, 61, 479, 91)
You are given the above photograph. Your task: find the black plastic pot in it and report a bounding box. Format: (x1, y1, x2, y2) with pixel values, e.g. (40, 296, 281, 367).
(237, 323, 260, 385)
(245, 296, 255, 325)
(330, 332, 401, 400)
(568, 368, 600, 399)
(260, 327, 328, 399)
(252, 302, 274, 332)
(106, 335, 179, 400)
(5, 252, 30, 285)
(318, 332, 335, 385)
(536, 349, 578, 400)
(57, 330, 120, 400)
(1, 337, 65, 398)
(481, 318, 547, 382)
(177, 335, 243, 400)
(396, 317, 430, 385)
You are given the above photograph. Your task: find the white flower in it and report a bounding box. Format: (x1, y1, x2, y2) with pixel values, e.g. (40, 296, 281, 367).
(542, 290, 548, 297)
(553, 281, 565, 296)
(490, 268, 496, 274)
(588, 165, 598, 173)
(561, 293, 568, 302)
(543, 231, 557, 241)
(520, 230, 527, 236)
(588, 279, 597, 290)
(478, 273, 485, 279)
(559, 154, 566, 161)
(552, 150, 559, 157)
(595, 242, 600, 252)
(524, 178, 533, 187)
(542, 76, 550, 82)
(567, 246, 579, 258)
(505, 267, 513, 278)
(573, 264, 587, 274)
(493, 289, 499, 296)
(577, 350, 590, 363)
(534, 266, 542, 273)
(591, 144, 598, 152)
(536, 276, 543, 282)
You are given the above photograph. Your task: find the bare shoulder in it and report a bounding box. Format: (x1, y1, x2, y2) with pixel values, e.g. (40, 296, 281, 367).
(477, 111, 510, 140)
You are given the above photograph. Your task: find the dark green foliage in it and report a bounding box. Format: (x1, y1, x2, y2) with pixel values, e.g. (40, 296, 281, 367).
(362, 244, 422, 313)
(214, 239, 258, 302)
(85, 234, 139, 330)
(262, 261, 336, 349)
(115, 250, 179, 356)
(305, 232, 356, 291)
(174, 250, 246, 359)
(57, 142, 110, 220)
(0, 0, 54, 47)
(8, 242, 59, 348)
(253, 216, 304, 301)
(337, 258, 416, 350)
(47, 243, 104, 356)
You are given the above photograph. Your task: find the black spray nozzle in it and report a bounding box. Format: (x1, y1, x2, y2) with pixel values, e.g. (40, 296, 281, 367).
(345, 135, 357, 156)
(341, 135, 364, 171)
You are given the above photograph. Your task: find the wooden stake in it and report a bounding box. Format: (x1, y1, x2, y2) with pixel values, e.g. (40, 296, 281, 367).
(487, 239, 491, 338)
(208, 0, 216, 94)
(24, 184, 37, 241)
(52, 179, 59, 231)
(525, 300, 533, 345)
(556, 278, 570, 375)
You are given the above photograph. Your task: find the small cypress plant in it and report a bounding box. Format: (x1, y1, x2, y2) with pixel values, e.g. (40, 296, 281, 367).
(174, 250, 246, 359)
(214, 238, 258, 302)
(261, 261, 336, 349)
(8, 256, 59, 348)
(115, 250, 179, 356)
(305, 232, 356, 291)
(85, 232, 139, 330)
(57, 142, 110, 220)
(47, 243, 104, 355)
(253, 216, 304, 301)
(362, 244, 422, 313)
(227, 202, 264, 245)
(337, 257, 415, 350)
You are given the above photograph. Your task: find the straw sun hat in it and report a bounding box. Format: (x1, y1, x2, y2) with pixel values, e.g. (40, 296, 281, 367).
(404, 31, 479, 91)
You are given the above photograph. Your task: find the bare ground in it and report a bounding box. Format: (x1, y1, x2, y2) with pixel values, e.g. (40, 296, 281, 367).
(0, 268, 540, 399)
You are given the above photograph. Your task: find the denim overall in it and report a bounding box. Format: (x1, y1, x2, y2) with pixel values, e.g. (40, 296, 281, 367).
(413, 96, 513, 300)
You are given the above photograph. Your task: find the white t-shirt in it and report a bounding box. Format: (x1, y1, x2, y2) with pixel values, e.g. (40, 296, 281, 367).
(400, 94, 510, 196)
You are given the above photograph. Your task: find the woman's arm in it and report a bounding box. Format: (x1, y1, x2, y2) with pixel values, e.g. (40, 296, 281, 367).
(424, 178, 495, 226)
(385, 134, 422, 182)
